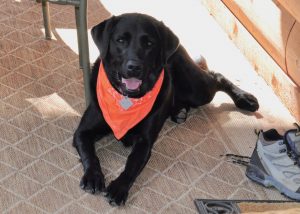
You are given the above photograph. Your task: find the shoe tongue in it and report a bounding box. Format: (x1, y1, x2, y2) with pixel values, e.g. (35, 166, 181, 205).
(121, 78, 142, 90)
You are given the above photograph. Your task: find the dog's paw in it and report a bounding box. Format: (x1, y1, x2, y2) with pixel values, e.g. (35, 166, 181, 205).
(105, 178, 130, 206)
(234, 92, 259, 112)
(171, 108, 188, 124)
(80, 168, 105, 194)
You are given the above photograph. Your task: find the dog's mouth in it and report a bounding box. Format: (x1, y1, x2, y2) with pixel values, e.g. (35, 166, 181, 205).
(121, 77, 142, 92)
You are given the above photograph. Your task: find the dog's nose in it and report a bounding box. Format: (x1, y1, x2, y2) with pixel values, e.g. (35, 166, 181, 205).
(126, 60, 142, 74)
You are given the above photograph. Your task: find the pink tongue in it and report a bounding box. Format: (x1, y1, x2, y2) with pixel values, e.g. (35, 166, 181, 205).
(121, 78, 142, 90)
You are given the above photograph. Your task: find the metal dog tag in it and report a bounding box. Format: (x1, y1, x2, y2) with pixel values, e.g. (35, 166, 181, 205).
(119, 96, 133, 110)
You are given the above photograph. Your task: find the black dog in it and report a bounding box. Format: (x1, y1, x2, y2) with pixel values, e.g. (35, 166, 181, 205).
(73, 13, 259, 206)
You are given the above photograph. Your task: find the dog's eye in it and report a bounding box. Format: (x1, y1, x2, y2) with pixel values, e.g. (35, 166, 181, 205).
(146, 41, 153, 47)
(116, 38, 125, 44)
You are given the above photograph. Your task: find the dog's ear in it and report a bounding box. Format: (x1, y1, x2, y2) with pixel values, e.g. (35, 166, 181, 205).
(91, 16, 116, 59)
(158, 22, 180, 64)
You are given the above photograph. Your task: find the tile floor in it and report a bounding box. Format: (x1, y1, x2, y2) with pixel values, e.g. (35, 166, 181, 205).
(0, 0, 297, 213)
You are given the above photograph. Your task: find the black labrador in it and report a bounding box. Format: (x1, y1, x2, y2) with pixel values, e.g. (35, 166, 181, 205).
(73, 13, 259, 206)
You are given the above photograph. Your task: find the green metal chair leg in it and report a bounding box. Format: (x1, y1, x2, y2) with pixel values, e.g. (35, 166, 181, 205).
(39, 0, 91, 106)
(41, 0, 52, 40)
(78, 0, 91, 106)
(75, 6, 83, 69)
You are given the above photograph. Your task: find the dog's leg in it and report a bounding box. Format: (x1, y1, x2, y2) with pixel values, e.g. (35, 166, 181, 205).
(211, 72, 259, 112)
(105, 115, 166, 206)
(73, 104, 111, 194)
(170, 46, 259, 112)
(195, 54, 259, 111)
(105, 136, 153, 205)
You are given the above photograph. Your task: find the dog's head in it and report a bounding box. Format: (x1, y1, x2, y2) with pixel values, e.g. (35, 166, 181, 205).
(91, 13, 179, 98)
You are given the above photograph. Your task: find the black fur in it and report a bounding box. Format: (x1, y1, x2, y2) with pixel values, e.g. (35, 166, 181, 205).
(73, 13, 259, 206)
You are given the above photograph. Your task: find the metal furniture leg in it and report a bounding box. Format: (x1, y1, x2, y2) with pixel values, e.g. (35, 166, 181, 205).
(41, 0, 52, 39)
(78, 0, 91, 105)
(75, 6, 83, 69)
(39, 0, 91, 106)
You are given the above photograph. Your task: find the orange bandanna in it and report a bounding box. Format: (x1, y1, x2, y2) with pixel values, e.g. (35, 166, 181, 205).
(97, 62, 164, 140)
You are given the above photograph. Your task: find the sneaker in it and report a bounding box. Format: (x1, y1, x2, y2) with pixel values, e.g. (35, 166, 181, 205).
(246, 129, 300, 200)
(284, 123, 300, 166)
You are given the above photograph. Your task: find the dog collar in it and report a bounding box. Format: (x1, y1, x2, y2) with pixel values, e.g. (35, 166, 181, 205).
(97, 62, 164, 139)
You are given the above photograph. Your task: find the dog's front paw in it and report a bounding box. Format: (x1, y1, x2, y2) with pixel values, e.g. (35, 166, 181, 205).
(105, 177, 130, 206)
(80, 168, 105, 194)
(234, 92, 259, 112)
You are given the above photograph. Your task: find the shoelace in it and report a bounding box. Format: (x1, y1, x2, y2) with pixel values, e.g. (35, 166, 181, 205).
(221, 154, 250, 167)
(294, 123, 300, 136)
(225, 131, 289, 166)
